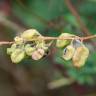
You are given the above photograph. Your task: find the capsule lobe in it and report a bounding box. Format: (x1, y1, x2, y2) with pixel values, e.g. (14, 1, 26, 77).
(62, 45, 75, 60)
(72, 46, 89, 68)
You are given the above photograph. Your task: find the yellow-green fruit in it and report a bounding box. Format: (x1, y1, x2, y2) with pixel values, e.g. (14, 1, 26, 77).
(14, 36, 23, 44)
(32, 48, 45, 60)
(36, 40, 46, 48)
(56, 33, 75, 48)
(21, 29, 41, 40)
(7, 44, 17, 55)
(25, 44, 35, 56)
(7, 48, 12, 55)
(11, 49, 25, 63)
(72, 45, 89, 68)
(62, 45, 75, 60)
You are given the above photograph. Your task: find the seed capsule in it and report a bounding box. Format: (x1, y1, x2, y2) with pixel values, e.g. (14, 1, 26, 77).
(14, 36, 23, 44)
(7, 48, 12, 55)
(36, 40, 45, 48)
(11, 49, 25, 63)
(32, 48, 45, 60)
(62, 45, 75, 60)
(72, 45, 89, 68)
(25, 44, 35, 56)
(21, 29, 41, 40)
(56, 33, 75, 48)
(7, 44, 17, 55)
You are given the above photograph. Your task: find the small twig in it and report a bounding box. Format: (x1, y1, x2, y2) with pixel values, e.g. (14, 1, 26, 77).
(28, 35, 96, 41)
(82, 35, 96, 40)
(65, 0, 90, 36)
(0, 12, 24, 33)
(0, 35, 96, 45)
(0, 41, 13, 45)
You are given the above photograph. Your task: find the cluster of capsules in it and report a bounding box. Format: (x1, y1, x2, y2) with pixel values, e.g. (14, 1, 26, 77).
(7, 29, 50, 63)
(7, 29, 89, 68)
(56, 33, 89, 68)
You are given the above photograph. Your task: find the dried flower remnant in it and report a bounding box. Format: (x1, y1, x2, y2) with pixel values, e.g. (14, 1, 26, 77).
(32, 48, 45, 60)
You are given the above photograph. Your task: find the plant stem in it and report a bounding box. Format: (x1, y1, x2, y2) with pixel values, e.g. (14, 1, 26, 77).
(0, 35, 96, 45)
(0, 41, 13, 45)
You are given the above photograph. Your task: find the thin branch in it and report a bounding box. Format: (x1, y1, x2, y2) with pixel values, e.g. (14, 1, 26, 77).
(27, 35, 96, 41)
(0, 12, 24, 32)
(64, 0, 90, 36)
(82, 35, 96, 40)
(0, 35, 96, 45)
(0, 41, 13, 45)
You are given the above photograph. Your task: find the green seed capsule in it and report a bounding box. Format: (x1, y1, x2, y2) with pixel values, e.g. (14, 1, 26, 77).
(56, 33, 75, 48)
(7, 44, 17, 55)
(7, 48, 12, 55)
(62, 45, 75, 60)
(25, 44, 35, 56)
(21, 29, 41, 40)
(11, 49, 25, 63)
(72, 45, 89, 68)
(36, 40, 46, 48)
